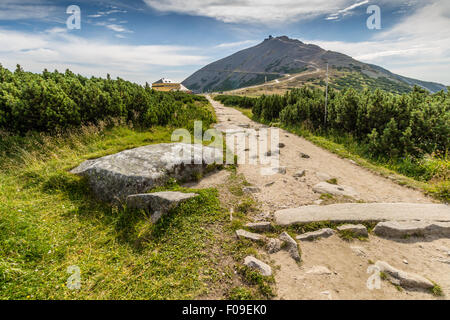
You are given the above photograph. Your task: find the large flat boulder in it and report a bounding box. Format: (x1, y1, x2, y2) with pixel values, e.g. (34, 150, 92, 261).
(71, 143, 221, 203)
(274, 203, 450, 226)
(126, 191, 198, 223)
(312, 182, 359, 198)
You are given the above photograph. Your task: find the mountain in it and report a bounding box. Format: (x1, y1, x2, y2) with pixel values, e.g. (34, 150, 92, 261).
(182, 36, 447, 94)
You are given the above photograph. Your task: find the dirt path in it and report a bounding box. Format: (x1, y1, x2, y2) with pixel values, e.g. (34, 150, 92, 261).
(203, 96, 450, 300)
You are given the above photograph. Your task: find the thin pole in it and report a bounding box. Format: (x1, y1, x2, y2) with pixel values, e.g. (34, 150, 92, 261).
(324, 63, 329, 126)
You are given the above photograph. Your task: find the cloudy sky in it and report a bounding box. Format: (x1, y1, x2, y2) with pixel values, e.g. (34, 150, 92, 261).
(0, 0, 449, 85)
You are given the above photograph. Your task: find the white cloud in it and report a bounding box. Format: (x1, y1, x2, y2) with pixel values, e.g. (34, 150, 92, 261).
(0, 0, 60, 21)
(303, 1, 450, 84)
(143, 0, 353, 24)
(326, 0, 369, 21)
(214, 40, 258, 49)
(0, 29, 209, 84)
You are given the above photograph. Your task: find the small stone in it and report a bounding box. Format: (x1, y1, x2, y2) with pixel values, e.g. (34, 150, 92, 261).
(244, 256, 272, 276)
(279, 232, 301, 262)
(243, 186, 261, 194)
(403, 260, 409, 265)
(278, 143, 286, 148)
(337, 224, 368, 237)
(306, 266, 332, 275)
(245, 222, 273, 232)
(350, 246, 367, 257)
(316, 172, 332, 181)
(236, 229, 264, 242)
(264, 181, 275, 187)
(266, 238, 282, 254)
(300, 152, 310, 159)
(313, 182, 359, 198)
(296, 228, 335, 241)
(293, 170, 306, 178)
(314, 200, 323, 205)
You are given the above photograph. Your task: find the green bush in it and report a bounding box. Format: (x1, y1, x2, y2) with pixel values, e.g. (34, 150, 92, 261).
(0, 64, 213, 134)
(220, 86, 449, 160)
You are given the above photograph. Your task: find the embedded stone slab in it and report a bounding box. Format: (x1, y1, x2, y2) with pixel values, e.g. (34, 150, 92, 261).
(374, 221, 450, 238)
(243, 186, 261, 194)
(244, 256, 272, 276)
(296, 228, 336, 241)
(70, 143, 221, 203)
(313, 182, 359, 198)
(337, 224, 368, 237)
(275, 203, 450, 226)
(236, 229, 265, 242)
(126, 191, 198, 223)
(375, 261, 434, 290)
(279, 232, 301, 262)
(266, 238, 282, 254)
(245, 222, 273, 232)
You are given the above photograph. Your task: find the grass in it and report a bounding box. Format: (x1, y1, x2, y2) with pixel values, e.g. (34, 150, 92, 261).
(0, 123, 258, 300)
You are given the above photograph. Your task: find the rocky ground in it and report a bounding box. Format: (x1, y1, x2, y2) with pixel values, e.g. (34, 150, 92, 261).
(198, 96, 450, 300)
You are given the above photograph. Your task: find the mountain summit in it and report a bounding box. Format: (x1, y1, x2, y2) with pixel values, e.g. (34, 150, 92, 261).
(182, 36, 446, 94)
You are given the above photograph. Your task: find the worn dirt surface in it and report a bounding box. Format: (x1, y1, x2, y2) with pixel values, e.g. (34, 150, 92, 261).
(201, 96, 449, 300)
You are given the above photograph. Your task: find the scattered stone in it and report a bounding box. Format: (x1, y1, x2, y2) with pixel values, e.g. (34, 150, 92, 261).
(126, 192, 198, 223)
(236, 229, 264, 242)
(293, 170, 306, 178)
(313, 182, 359, 198)
(350, 246, 367, 257)
(244, 256, 272, 276)
(260, 167, 287, 176)
(306, 266, 332, 275)
(243, 186, 261, 194)
(316, 172, 332, 181)
(296, 228, 335, 241)
(274, 203, 450, 226)
(337, 224, 368, 237)
(314, 200, 323, 205)
(279, 232, 301, 262)
(266, 238, 282, 254)
(300, 152, 310, 159)
(245, 222, 273, 232)
(238, 124, 250, 128)
(71, 143, 221, 203)
(264, 181, 275, 187)
(349, 160, 357, 165)
(436, 259, 450, 265)
(375, 261, 434, 290)
(265, 150, 280, 157)
(374, 221, 450, 239)
(278, 143, 286, 148)
(403, 260, 409, 265)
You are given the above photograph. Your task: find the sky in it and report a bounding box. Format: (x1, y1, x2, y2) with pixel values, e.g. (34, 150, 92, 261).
(0, 0, 449, 85)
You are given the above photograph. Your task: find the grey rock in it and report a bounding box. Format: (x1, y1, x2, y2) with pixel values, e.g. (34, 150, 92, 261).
(296, 228, 335, 241)
(274, 203, 450, 226)
(293, 170, 306, 178)
(244, 256, 272, 276)
(260, 166, 286, 176)
(374, 221, 450, 239)
(306, 266, 332, 275)
(313, 182, 359, 198)
(375, 261, 434, 290)
(350, 246, 367, 257)
(71, 143, 221, 203)
(316, 172, 332, 181)
(243, 186, 261, 194)
(266, 238, 282, 254)
(236, 229, 264, 242)
(300, 152, 310, 159)
(245, 222, 273, 232)
(337, 224, 368, 237)
(126, 191, 198, 223)
(279, 232, 301, 262)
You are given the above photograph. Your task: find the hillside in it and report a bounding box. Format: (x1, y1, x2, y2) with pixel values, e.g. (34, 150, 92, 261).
(183, 36, 447, 94)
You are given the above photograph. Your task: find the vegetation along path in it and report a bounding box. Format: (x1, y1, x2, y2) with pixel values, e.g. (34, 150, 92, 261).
(205, 95, 450, 300)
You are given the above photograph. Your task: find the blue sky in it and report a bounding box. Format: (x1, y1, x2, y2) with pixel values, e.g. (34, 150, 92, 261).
(0, 0, 449, 85)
